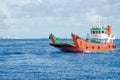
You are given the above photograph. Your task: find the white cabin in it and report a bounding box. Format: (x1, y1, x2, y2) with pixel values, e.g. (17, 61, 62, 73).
(86, 25, 115, 44)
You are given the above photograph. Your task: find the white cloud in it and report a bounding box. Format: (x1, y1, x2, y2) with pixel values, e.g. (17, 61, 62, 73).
(49, 0, 64, 4)
(85, 8, 108, 26)
(0, 27, 30, 38)
(0, 2, 12, 18)
(103, 4, 111, 11)
(53, 7, 63, 13)
(0, 0, 119, 38)
(100, 0, 108, 3)
(47, 16, 55, 24)
(69, 16, 82, 26)
(3, 18, 16, 26)
(9, 0, 31, 6)
(85, 9, 100, 23)
(115, 2, 120, 6)
(116, 19, 120, 23)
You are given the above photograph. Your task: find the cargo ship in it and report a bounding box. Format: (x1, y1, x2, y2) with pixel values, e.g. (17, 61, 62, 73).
(49, 25, 116, 53)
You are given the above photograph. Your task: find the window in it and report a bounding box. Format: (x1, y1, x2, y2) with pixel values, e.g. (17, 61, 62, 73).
(93, 31, 95, 34)
(99, 31, 101, 34)
(98, 46, 100, 49)
(102, 31, 104, 34)
(86, 46, 88, 49)
(105, 31, 107, 34)
(96, 31, 97, 34)
(112, 45, 116, 48)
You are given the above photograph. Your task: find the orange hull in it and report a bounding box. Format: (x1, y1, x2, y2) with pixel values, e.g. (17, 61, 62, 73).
(50, 43, 84, 53)
(71, 34, 116, 52)
(49, 34, 116, 53)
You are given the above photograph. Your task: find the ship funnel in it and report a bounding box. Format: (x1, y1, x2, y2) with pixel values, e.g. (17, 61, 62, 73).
(108, 25, 112, 36)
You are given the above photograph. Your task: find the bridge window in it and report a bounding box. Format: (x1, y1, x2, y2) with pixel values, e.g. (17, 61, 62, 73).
(93, 31, 95, 34)
(96, 31, 99, 34)
(102, 31, 104, 34)
(98, 31, 101, 34)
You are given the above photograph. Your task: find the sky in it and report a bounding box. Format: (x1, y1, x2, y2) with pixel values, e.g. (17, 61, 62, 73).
(0, 0, 120, 39)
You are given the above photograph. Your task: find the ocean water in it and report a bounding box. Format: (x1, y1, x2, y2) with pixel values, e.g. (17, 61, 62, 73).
(0, 39, 120, 80)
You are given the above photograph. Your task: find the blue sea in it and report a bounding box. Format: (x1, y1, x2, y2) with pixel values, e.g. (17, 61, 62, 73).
(0, 39, 120, 80)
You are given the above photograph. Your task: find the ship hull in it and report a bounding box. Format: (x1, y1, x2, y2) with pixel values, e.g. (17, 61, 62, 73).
(50, 43, 84, 53)
(49, 34, 116, 53)
(71, 34, 116, 52)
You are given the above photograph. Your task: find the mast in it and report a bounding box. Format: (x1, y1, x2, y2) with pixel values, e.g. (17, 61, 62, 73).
(97, 17, 103, 43)
(96, 17, 101, 27)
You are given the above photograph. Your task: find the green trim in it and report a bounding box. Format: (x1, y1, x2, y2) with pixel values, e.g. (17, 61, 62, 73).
(91, 40, 100, 44)
(91, 28, 107, 31)
(51, 34, 75, 45)
(52, 34, 63, 44)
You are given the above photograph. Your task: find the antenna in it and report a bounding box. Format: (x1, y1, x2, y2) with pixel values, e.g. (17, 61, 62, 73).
(96, 17, 101, 27)
(96, 16, 102, 40)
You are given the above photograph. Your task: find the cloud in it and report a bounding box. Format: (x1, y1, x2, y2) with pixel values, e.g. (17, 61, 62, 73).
(85, 9, 101, 24)
(49, 0, 63, 4)
(0, 2, 12, 19)
(116, 19, 120, 23)
(0, 0, 119, 38)
(69, 16, 82, 27)
(100, 0, 108, 3)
